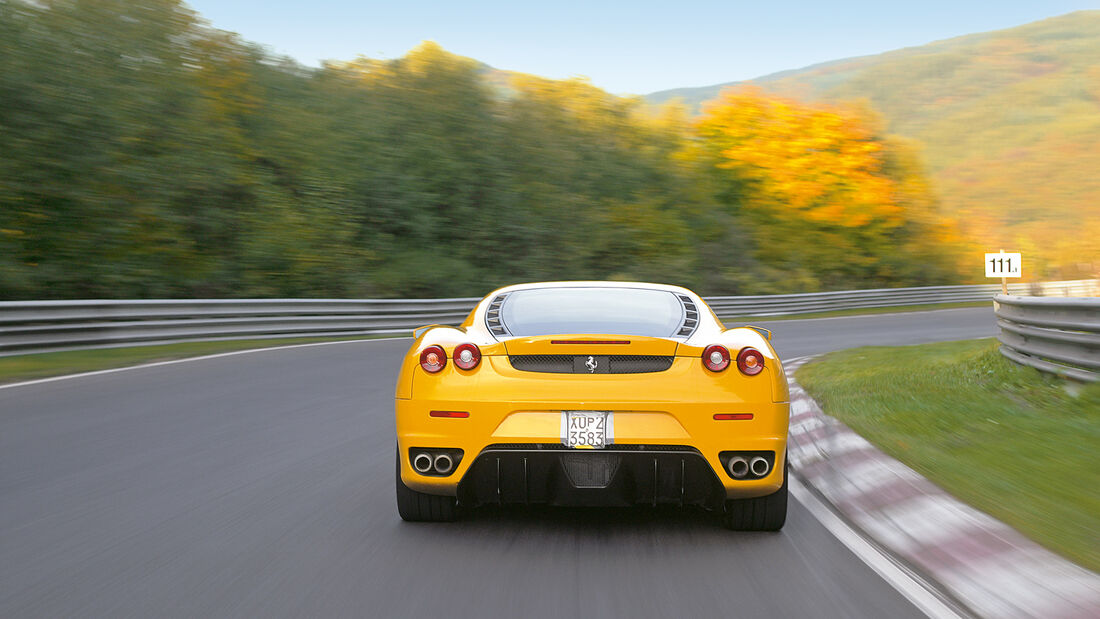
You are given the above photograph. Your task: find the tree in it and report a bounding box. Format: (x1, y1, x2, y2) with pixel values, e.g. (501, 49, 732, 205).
(695, 86, 962, 290)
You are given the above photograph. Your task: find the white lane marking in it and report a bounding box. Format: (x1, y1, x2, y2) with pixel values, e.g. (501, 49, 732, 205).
(790, 475, 968, 619)
(0, 337, 411, 391)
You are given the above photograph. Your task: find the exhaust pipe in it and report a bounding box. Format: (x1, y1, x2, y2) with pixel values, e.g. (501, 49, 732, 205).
(750, 456, 770, 478)
(433, 453, 454, 475)
(727, 456, 749, 479)
(412, 452, 434, 474)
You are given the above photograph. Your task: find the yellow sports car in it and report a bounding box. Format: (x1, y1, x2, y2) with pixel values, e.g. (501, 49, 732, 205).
(394, 281, 790, 529)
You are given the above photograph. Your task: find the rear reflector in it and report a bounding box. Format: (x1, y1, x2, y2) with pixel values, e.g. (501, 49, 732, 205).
(430, 410, 470, 418)
(551, 340, 631, 345)
(713, 413, 753, 421)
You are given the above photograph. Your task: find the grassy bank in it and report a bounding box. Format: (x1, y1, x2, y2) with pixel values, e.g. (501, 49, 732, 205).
(0, 335, 400, 385)
(795, 339, 1100, 571)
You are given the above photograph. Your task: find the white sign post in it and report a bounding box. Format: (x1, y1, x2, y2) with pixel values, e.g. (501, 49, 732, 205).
(985, 250, 1022, 294)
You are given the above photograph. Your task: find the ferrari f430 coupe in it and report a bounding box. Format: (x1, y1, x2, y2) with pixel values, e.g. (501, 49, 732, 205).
(394, 282, 790, 529)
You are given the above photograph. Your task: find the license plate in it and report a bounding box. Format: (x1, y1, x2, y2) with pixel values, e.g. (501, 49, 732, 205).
(561, 411, 612, 449)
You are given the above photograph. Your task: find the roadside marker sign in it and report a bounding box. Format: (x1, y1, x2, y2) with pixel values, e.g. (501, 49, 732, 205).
(985, 250, 1021, 294)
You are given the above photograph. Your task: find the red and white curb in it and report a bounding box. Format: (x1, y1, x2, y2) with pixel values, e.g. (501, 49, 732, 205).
(784, 356, 1100, 618)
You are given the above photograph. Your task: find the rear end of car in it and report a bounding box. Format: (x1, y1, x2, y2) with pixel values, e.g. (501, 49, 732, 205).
(394, 283, 791, 529)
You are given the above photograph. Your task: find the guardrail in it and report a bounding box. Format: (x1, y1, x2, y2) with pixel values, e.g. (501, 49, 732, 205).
(994, 294, 1100, 382)
(1, 279, 1096, 357)
(704, 279, 1097, 316)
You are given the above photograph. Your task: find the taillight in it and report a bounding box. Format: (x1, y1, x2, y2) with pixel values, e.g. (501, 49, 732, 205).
(737, 347, 764, 376)
(419, 345, 446, 373)
(702, 344, 730, 372)
(453, 343, 481, 370)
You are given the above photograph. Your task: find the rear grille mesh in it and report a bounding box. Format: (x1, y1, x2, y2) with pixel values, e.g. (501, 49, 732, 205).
(610, 355, 675, 373)
(509, 355, 674, 374)
(510, 354, 572, 373)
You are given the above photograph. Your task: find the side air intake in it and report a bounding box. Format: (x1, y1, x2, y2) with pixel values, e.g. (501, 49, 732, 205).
(677, 294, 699, 337)
(485, 293, 510, 337)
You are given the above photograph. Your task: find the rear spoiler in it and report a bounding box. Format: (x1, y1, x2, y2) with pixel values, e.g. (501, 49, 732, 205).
(744, 326, 772, 341)
(412, 324, 464, 340)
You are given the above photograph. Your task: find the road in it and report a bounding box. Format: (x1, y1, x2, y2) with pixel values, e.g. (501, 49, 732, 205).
(0, 307, 996, 618)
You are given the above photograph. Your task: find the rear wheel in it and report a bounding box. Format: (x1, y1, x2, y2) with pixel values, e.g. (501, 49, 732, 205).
(395, 451, 458, 522)
(723, 459, 788, 531)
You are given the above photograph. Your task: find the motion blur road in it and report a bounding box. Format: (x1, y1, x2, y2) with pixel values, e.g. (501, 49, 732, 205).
(0, 307, 996, 618)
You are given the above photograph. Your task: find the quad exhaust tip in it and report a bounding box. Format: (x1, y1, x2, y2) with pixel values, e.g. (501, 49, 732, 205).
(728, 456, 749, 479)
(412, 452, 434, 474)
(750, 456, 770, 477)
(433, 453, 454, 475)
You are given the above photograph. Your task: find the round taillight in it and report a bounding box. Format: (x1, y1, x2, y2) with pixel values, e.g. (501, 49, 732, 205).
(702, 344, 730, 372)
(453, 343, 481, 370)
(737, 347, 765, 376)
(419, 345, 446, 373)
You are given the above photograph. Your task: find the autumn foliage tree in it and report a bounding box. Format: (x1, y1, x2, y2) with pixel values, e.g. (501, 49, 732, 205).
(694, 87, 962, 291)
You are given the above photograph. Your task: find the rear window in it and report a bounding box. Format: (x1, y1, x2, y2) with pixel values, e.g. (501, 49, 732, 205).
(499, 287, 685, 337)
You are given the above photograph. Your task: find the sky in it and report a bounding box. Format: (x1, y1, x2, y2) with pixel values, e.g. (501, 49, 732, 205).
(184, 1, 1099, 94)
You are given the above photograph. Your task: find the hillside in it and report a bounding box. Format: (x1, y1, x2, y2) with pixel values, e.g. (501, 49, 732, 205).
(648, 11, 1100, 279)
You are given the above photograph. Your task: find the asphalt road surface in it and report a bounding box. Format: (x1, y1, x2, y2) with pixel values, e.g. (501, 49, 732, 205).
(0, 307, 996, 618)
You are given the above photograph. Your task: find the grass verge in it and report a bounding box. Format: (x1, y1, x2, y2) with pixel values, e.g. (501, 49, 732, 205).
(723, 300, 988, 323)
(0, 335, 401, 385)
(795, 338, 1100, 571)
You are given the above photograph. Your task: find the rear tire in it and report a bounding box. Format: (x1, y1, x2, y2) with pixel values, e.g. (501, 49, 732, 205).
(395, 451, 458, 522)
(723, 459, 788, 531)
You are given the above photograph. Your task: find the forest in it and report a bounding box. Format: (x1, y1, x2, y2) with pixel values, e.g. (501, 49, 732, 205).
(0, 0, 967, 299)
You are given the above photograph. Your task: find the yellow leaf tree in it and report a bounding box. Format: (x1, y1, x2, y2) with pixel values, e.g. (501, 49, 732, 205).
(696, 86, 960, 290)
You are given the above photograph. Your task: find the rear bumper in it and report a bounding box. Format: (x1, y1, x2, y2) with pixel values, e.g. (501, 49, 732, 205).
(396, 397, 789, 501)
(456, 444, 727, 509)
